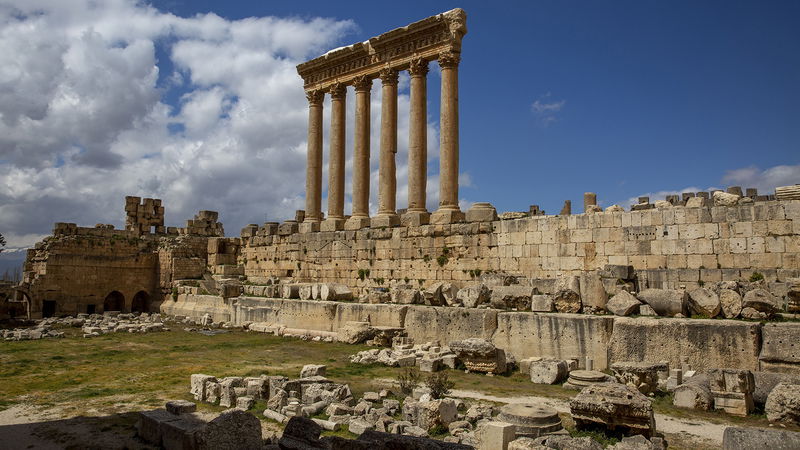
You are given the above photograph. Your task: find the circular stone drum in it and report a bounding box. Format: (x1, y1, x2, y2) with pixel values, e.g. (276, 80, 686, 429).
(497, 403, 563, 438)
(563, 370, 610, 390)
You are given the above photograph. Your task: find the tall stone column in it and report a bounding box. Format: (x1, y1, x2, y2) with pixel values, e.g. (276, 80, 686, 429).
(372, 68, 400, 228)
(300, 89, 324, 233)
(402, 58, 430, 227)
(345, 76, 372, 230)
(431, 51, 465, 224)
(322, 83, 347, 231)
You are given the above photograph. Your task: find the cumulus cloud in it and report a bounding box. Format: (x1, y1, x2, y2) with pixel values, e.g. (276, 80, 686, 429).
(721, 165, 800, 193)
(531, 92, 565, 126)
(0, 1, 472, 249)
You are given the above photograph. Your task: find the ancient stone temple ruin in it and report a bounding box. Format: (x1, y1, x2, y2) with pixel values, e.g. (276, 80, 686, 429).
(296, 7, 467, 230)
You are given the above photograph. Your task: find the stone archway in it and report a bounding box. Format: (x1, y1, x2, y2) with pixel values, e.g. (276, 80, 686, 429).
(103, 291, 125, 312)
(131, 290, 150, 313)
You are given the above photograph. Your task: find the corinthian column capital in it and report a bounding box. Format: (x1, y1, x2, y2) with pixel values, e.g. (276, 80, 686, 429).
(305, 89, 324, 106)
(408, 58, 429, 77)
(329, 83, 346, 100)
(438, 51, 461, 69)
(379, 68, 399, 85)
(352, 75, 372, 92)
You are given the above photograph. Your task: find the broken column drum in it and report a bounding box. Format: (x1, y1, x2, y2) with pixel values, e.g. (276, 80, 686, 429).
(296, 9, 468, 229)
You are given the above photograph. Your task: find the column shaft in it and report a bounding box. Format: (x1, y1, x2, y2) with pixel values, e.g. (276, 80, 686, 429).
(407, 59, 428, 213)
(431, 51, 465, 224)
(345, 77, 372, 231)
(327, 84, 346, 221)
(373, 68, 400, 227)
(304, 90, 323, 223)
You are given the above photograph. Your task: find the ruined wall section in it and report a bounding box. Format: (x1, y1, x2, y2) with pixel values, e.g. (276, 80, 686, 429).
(23, 225, 160, 317)
(234, 201, 800, 293)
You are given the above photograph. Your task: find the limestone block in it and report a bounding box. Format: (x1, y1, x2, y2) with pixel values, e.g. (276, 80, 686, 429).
(320, 283, 353, 301)
(611, 361, 667, 395)
(477, 421, 516, 450)
(688, 288, 721, 317)
(195, 409, 262, 450)
(337, 321, 375, 344)
(686, 197, 707, 208)
(722, 427, 800, 450)
(530, 295, 553, 312)
(136, 409, 179, 445)
(450, 338, 507, 374)
(166, 400, 197, 415)
(610, 318, 761, 371)
(415, 398, 458, 431)
(490, 286, 535, 310)
(204, 381, 221, 404)
(714, 191, 741, 206)
(709, 368, 755, 416)
(570, 383, 655, 437)
(760, 323, 800, 372)
(190, 374, 217, 402)
(552, 289, 581, 313)
(743, 288, 779, 314)
(219, 377, 243, 408)
(466, 202, 498, 223)
(390, 286, 421, 305)
(579, 271, 608, 311)
(529, 359, 568, 384)
(673, 383, 713, 410)
(457, 284, 491, 308)
(300, 364, 326, 378)
(719, 289, 743, 319)
(765, 382, 800, 425)
(636, 289, 688, 317)
(606, 291, 641, 316)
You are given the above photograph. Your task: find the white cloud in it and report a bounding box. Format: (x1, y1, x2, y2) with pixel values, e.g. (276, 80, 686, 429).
(531, 92, 565, 126)
(721, 165, 800, 194)
(0, 1, 472, 248)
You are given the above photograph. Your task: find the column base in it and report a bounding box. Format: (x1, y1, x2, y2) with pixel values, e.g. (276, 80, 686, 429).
(320, 217, 345, 232)
(371, 214, 400, 228)
(401, 210, 430, 227)
(299, 221, 320, 233)
(430, 208, 465, 224)
(344, 215, 371, 230)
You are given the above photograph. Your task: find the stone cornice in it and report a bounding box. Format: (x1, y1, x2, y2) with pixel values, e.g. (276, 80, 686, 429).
(297, 8, 467, 92)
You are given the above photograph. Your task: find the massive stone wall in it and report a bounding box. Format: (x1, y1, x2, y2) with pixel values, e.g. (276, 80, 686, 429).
(234, 201, 800, 294)
(163, 293, 800, 373)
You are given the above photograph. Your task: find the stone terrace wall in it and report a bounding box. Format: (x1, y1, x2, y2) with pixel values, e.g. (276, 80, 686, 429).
(164, 294, 800, 373)
(235, 201, 800, 293)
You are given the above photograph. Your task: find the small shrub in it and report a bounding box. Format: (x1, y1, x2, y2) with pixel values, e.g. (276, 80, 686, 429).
(171, 287, 178, 301)
(396, 367, 421, 396)
(750, 272, 764, 282)
(423, 255, 431, 263)
(436, 254, 448, 267)
(425, 372, 455, 399)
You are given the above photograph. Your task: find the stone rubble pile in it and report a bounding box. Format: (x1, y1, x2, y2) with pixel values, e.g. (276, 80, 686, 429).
(78, 312, 170, 337)
(1, 323, 64, 340)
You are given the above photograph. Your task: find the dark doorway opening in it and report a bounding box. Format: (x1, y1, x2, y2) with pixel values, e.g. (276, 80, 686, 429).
(103, 291, 125, 312)
(42, 300, 56, 318)
(131, 291, 150, 313)
(86, 304, 96, 314)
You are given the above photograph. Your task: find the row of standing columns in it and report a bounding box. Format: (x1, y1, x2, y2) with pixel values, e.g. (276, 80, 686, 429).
(302, 53, 464, 232)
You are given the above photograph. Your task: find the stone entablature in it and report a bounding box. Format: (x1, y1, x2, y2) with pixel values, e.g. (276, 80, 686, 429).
(296, 9, 466, 91)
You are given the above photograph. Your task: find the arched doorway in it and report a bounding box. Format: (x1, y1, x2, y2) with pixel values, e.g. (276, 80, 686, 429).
(131, 290, 150, 313)
(103, 291, 125, 312)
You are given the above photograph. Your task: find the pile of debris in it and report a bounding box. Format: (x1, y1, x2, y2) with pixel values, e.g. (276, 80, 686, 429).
(79, 312, 169, 337)
(1, 325, 64, 340)
(351, 337, 512, 375)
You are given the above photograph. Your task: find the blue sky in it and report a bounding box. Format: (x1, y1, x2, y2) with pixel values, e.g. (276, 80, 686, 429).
(153, 0, 800, 212)
(0, 0, 798, 256)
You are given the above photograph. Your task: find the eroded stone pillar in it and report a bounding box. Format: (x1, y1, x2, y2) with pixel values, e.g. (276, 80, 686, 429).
(372, 68, 400, 228)
(301, 90, 324, 233)
(431, 51, 465, 224)
(345, 76, 372, 230)
(322, 83, 346, 232)
(402, 58, 430, 227)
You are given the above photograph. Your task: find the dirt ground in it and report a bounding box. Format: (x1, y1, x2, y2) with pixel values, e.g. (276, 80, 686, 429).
(1, 324, 795, 449)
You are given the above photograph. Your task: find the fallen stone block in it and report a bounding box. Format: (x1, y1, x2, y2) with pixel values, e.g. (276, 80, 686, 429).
(570, 383, 655, 438)
(606, 291, 641, 316)
(195, 409, 262, 450)
(450, 338, 507, 374)
(477, 421, 516, 450)
(688, 288, 721, 317)
(300, 364, 327, 378)
(137, 409, 179, 446)
(637, 289, 688, 317)
(190, 374, 216, 402)
(722, 426, 800, 450)
(709, 368, 755, 416)
(765, 382, 800, 425)
(166, 399, 197, 415)
(496, 403, 563, 438)
(529, 359, 568, 385)
(552, 289, 581, 313)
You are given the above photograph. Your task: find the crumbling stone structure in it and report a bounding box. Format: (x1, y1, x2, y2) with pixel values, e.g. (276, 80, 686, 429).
(125, 196, 165, 234)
